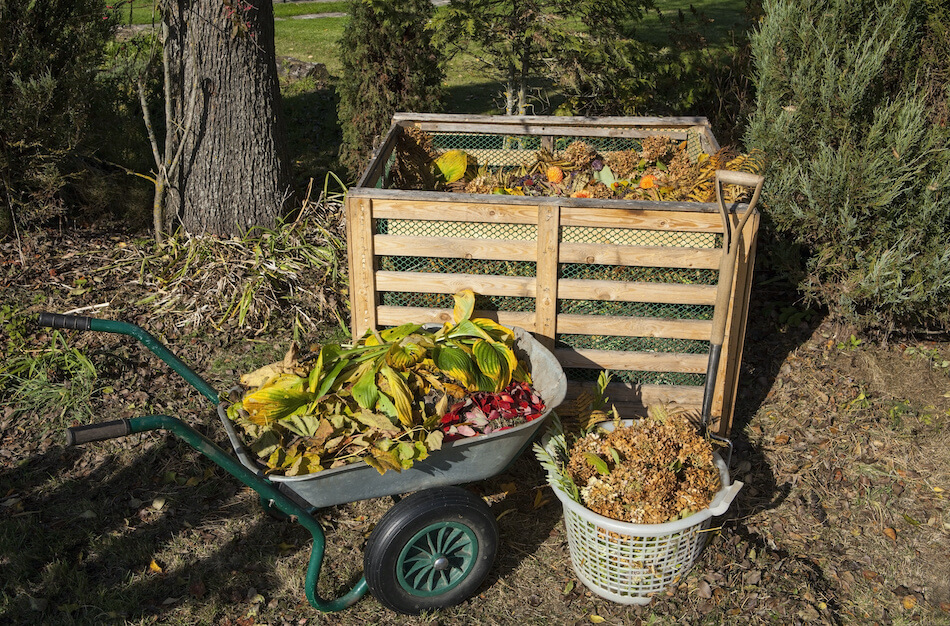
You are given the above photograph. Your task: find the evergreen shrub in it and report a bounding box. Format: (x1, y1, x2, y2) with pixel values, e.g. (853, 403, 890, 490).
(746, 0, 950, 333)
(0, 0, 117, 235)
(336, 0, 445, 179)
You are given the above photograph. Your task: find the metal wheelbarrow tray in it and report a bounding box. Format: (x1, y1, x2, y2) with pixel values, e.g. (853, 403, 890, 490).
(218, 327, 568, 509)
(36, 314, 566, 614)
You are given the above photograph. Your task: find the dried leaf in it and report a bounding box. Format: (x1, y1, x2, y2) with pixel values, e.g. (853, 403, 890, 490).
(425, 430, 444, 451)
(884, 527, 898, 541)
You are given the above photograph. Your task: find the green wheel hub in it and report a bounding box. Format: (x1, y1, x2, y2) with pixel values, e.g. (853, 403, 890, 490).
(395, 522, 478, 597)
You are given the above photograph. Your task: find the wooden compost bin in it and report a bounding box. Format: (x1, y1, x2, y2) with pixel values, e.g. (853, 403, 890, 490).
(345, 114, 759, 436)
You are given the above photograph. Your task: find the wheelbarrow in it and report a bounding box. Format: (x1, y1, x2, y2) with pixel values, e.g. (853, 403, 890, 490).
(36, 314, 567, 615)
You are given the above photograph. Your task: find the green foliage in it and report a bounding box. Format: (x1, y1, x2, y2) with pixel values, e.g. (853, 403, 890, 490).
(434, 0, 652, 116)
(746, 0, 950, 332)
(0, 330, 99, 430)
(0, 0, 118, 234)
(336, 0, 445, 179)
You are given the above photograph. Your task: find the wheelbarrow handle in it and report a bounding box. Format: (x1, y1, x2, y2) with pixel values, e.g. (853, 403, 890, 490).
(37, 312, 94, 331)
(66, 419, 132, 445)
(36, 312, 220, 404)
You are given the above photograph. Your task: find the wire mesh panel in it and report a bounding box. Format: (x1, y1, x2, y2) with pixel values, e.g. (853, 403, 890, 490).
(347, 115, 758, 435)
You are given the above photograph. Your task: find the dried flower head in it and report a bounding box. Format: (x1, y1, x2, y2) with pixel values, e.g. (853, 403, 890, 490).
(563, 141, 598, 169)
(641, 135, 672, 162)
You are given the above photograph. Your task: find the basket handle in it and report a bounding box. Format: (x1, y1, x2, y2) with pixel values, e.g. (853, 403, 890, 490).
(707, 479, 743, 516)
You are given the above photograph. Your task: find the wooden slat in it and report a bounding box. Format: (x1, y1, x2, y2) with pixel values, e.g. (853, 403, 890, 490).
(563, 381, 705, 411)
(392, 113, 715, 138)
(714, 210, 760, 436)
(374, 234, 538, 261)
(376, 306, 536, 331)
(560, 242, 720, 269)
(372, 199, 541, 224)
(356, 121, 400, 189)
(375, 271, 536, 297)
(346, 196, 378, 339)
(559, 278, 716, 305)
(561, 207, 726, 232)
(556, 314, 712, 340)
(554, 348, 707, 373)
(535, 204, 560, 349)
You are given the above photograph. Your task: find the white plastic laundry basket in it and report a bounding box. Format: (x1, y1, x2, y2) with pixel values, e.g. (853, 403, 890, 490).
(548, 451, 742, 605)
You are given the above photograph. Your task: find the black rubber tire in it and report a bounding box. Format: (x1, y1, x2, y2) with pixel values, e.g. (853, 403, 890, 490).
(363, 486, 499, 614)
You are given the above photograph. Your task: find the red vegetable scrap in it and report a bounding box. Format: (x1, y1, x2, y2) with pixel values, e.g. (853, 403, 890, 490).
(440, 381, 545, 440)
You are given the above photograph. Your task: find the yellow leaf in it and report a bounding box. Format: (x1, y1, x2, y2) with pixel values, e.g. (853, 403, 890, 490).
(380, 365, 415, 427)
(241, 374, 311, 426)
(452, 289, 476, 324)
(149, 559, 164, 575)
(434, 150, 473, 184)
(590, 616, 605, 623)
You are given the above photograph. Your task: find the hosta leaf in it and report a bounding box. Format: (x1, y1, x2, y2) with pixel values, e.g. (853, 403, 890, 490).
(434, 150, 471, 184)
(472, 339, 512, 390)
(380, 364, 415, 427)
(376, 393, 397, 419)
(386, 340, 426, 369)
(434, 345, 476, 389)
(452, 289, 476, 324)
(380, 323, 423, 343)
(351, 361, 380, 410)
(306, 349, 325, 393)
(444, 318, 491, 341)
(242, 375, 312, 426)
(471, 317, 515, 342)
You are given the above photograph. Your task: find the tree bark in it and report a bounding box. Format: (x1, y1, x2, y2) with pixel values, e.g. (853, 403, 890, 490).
(162, 0, 292, 237)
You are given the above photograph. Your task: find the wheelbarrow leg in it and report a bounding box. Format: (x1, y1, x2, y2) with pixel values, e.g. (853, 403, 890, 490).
(66, 415, 369, 612)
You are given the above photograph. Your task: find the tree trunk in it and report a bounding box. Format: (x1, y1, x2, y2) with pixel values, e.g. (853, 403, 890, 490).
(162, 0, 292, 237)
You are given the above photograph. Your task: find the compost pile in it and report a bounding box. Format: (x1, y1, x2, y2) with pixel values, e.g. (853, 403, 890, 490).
(226, 290, 546, 476)
(538, 402, 721, 524)
(394, 127, 763, 203)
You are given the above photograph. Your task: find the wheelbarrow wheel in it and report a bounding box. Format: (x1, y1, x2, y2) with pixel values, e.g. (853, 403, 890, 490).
(363, 486, 498, 615)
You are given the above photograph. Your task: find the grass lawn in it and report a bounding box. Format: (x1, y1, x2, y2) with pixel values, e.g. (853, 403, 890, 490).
(118, 1, 349, 26)
(274, 16, 347, 75)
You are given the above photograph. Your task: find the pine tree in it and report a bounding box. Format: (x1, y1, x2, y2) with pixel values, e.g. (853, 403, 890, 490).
(746, 0, 950, 332)
(337, 0, 445, 179)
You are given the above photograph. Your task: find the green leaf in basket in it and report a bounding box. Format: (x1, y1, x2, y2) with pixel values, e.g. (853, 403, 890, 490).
(472, 338, 514, 391)
(607, 446, 621, 465)
(584, 453, 610, 476)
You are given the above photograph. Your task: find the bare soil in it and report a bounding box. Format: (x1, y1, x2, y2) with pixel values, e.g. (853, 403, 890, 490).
(1, 225, 949, 625)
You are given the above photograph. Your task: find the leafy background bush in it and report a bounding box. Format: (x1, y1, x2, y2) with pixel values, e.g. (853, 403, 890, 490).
(746, 0, 950, 333)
